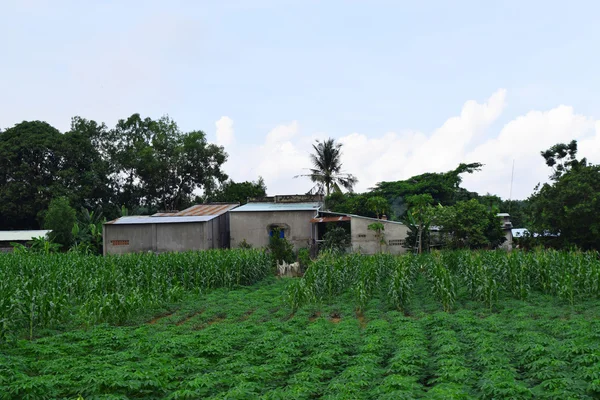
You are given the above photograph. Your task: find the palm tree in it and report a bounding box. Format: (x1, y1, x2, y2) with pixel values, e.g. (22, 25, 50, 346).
(295, 138, 358, 196)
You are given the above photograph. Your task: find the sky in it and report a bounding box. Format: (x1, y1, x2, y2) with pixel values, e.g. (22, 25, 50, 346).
(2, 0, 600, 200)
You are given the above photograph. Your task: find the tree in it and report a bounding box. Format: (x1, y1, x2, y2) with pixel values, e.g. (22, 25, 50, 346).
(44, 197, 77, 249)
(366, 196, 389, 219)
(529, 140, 600, 250)
(325, 192, 380, 218)
(322, 226, 351, 254)
(58, 117, 115, 214)
(296, 138, 357, 196)
(368, 222, 386, 253)
(108, 114, 228, 211)
(208, 178, 267, 205)
(434, 199, 505, 249)
(405, 194, 434, 254)
(0, 121, 63, 229)
(372, 162, 483, 208)
(541, 139, 586, 180)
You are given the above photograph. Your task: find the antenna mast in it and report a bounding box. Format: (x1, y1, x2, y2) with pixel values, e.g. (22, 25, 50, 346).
(508, 159, 515, 214)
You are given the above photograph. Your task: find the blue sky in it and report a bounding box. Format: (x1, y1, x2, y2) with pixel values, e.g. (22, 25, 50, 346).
(2, 0, 600, 199)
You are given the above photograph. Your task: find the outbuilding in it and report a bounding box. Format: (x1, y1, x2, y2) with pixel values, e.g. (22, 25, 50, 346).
(229, 195, 322, 250)
(103, 203, 238, 255)
(312, 211, 410, 255)
(0, 230, 52, 253)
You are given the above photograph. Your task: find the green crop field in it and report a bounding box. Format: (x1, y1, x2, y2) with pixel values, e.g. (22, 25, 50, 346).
(1, 250, 600, 399)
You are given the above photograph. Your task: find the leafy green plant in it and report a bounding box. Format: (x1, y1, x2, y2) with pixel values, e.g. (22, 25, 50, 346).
(322, 226, 351, 254)
(368, 222, 386, 253)
(268, 228, 294, 267)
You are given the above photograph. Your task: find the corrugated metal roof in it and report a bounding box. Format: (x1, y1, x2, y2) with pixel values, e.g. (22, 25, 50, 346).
(0, 230, 51, 242)
(230, 202, 321, 212)
(153, 203, 238, 217)
(107, 216, 215, 225)
(310, 216, 351, 223)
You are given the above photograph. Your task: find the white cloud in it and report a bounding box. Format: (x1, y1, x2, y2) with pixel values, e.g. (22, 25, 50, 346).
(339, 89, 507, 191)
(222, 120, 313, 194)
(220, 89, 600, 200)
(215, 116, 235, 147)
(462, 105, 598, 199)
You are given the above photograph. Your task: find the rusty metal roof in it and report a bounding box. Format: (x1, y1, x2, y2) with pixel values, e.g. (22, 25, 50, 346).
(105, 203, 239, 225)
(153, 203, 238, 217)
(310, 216, 351, 223)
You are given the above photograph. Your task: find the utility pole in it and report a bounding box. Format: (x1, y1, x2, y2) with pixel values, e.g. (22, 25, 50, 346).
(508, 159, 515, 215)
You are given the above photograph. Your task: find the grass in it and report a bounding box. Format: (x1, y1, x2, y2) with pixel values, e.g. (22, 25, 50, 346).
(2, 276, 600, 399)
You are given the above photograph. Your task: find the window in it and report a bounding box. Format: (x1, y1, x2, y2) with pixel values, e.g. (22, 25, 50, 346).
(268, 224, 289, 239)
(269, 228, 285, 238)
(358, 234, 367, 238)
(388, 239, 403, 246)
(110, 240, 130, 246)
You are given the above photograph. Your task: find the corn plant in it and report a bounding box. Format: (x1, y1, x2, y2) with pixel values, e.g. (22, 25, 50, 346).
(0, 249, 271, 338)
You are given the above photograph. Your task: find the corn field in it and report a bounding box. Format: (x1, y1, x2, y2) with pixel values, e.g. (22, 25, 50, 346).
(0, 250, 270, 339)
(287, 249, 600, 312)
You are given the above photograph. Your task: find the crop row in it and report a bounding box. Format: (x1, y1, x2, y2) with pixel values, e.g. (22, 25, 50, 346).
(0, 250, 270, 339)
(288, 249, 600, 311)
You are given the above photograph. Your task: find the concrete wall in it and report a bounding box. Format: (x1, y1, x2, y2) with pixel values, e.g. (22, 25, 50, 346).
(500, 229, 513, 251)
(230, 210, 316, 250)
(350, 217, 409, 255)
(156, 223, 205, 252)
(104, 222, 207, 255)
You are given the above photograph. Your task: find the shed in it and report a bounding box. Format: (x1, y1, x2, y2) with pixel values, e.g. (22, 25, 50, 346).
(229, 195, 322, 250)
(103, 203, 238, 255)
(312, 211, 409, 255)
(0, 230, 52, 252)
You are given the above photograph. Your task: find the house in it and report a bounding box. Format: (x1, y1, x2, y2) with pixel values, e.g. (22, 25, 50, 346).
(229, 195, 322, 250)
(0, 230, 51, 252)
(311, 211, 410, 255)
(103, 203, 238, 255)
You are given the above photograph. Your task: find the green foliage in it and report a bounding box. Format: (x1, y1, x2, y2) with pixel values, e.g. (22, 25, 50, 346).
(29, 236, 62, 254)
(0, 115, 229, 230)
(368, 222, 386, 253)
(0, 249, 271, 340)
(366, 196, 389, 219)
(541, 139, 586, 180)
(404, 194, 435, 253)
(44, 197, 77, 249)
(373, 162, 483, 207)
(0, 121, 64, 229)
(268, 228, 295, 265)
(238, 239, 253, 249)
(2, 250, 600, 398)
(325, 192, 382, 218)
(208, 177, 267, 205)
(297, 248, 312, 270)
(108, 114, 229, 211)
(322, 226, 351, 254)
(433, 199, 506, 249)
(528, 141, 600, 250)
(71, 208, 106, 255)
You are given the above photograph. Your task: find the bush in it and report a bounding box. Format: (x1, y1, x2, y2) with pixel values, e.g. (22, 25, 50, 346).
(268, 228, 295, 266)
(322, 226, 351, 254)
(44, 197, 76, 249)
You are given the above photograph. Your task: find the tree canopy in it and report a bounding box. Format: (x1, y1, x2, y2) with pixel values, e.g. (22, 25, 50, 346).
(0, 115, 229, 230)
(207, 178, 267, 205)
(528, 140, 600, 250)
